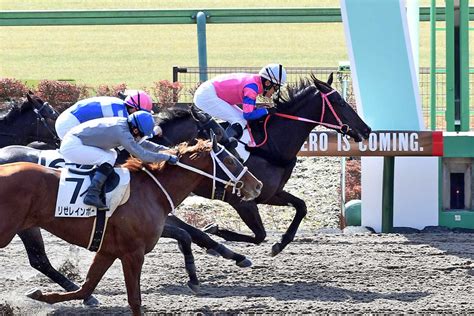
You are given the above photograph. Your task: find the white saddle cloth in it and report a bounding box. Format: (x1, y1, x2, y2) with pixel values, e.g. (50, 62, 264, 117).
(54, 167, 130, 218)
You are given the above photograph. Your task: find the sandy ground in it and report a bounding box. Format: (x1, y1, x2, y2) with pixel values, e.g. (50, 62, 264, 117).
(1, 230, 474, 315)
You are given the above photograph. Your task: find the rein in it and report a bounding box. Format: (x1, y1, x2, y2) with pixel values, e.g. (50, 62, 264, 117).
(141, 144, 248, 212)
(176, 146, 248, 196)
(248, 90, 349, 148)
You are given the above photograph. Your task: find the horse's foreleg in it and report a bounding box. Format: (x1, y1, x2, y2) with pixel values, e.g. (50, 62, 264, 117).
(121, 249, 145, 316)
(161, 223, 200, 292)
(18, 227, 99, 306)
(166, 215, 252, 268)
(30, 252, 115, 304)
(266, 190, 307, 256)
(206, 201, 267, 244)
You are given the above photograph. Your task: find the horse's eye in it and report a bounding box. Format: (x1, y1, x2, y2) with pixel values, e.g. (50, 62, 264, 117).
(223, 156, 236, 167)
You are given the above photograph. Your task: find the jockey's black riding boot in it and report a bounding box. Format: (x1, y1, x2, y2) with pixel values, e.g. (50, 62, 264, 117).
(220, 123, 244, 161)
(84, 163, 114, 209)
(222, 123, 243, 150)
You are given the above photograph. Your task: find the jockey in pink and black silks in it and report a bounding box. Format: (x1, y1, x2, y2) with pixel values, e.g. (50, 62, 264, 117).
(193, 63, 287, 149)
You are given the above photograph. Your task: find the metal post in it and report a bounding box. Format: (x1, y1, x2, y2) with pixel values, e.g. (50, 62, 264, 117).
(196, 11, 208, 82)
(445, 0, 457, 131)
(459, 0, 469, 130)
(430, 0, 437, 130)
(381, 156, 395, 233)
(338, 62, 350, 227)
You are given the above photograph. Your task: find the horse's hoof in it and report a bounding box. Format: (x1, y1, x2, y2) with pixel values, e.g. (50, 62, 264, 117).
(271, 243, 283, 257)
(187, 281, 200, 294)
(25, 288, 42, 301)
(203, 223, 218, 235)
(206, 248, 221, 257)
(236, 258, 253, 268)
(83, 295, 100, 307)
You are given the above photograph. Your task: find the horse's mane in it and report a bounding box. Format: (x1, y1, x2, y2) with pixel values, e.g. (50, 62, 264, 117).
(154, 104, 192, 125)
(2, 102, 23, 122)
(122, 139, 211, 172)
(274, 73, 329, 111)
(0, 96, 40, 122)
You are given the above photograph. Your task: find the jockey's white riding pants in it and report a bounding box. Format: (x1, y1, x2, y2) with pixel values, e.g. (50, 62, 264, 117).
(193, 81, 247, 129)
(55, 111, 80, 140)
(60, 134, 117, 166)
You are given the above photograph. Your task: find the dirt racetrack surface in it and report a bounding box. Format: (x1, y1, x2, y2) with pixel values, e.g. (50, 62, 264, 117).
(1, 230, 474, 314)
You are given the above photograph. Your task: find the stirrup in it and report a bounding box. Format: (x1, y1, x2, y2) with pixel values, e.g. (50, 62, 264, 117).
(84, 194, 107, 209)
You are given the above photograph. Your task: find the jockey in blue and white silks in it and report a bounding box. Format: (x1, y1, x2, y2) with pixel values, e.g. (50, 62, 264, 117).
(55, 90, 154, 140)
(60, 111, 178, 209)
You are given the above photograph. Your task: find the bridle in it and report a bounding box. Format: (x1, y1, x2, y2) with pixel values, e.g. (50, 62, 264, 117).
(33, 101, 61, 146)
(248, 89, 351, 148)
(142, 143, 249, 213)
(176, 144, 248, 197)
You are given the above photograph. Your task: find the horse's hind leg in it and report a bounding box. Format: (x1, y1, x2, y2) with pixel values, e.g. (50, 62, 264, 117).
(265, 190, 307, 256)
(161, 224, 200, 292)
(19, 227, 99, 306)
(204, 201, 267, 245)
(28, 252, 115, 305)
(166, 215, 252, 267)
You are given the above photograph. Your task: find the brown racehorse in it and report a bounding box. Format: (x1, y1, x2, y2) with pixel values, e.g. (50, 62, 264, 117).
(0, 139, 262, 315)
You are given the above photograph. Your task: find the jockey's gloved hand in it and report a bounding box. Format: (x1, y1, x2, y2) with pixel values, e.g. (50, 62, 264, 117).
(167, 155, 179, 165)
(266, 107, 278, 115)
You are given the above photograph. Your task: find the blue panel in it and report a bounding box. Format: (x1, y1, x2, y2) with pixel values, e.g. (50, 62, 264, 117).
(341, 0, 421, 130)
(71, 102, 103, 123)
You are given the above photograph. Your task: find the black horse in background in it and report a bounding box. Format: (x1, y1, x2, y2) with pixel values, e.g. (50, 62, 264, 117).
(0, 92, 60, 148)
(158, 73, 372, 256)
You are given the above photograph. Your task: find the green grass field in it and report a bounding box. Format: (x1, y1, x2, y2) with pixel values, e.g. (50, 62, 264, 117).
(0, 0, 465, 88)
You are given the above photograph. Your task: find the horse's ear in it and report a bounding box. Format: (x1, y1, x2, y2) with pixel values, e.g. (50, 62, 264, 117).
(210, 130, 218, 152)
(327, 73, 334, 86)
(190, 105, 209, 123)
(26, 93, 33, 102)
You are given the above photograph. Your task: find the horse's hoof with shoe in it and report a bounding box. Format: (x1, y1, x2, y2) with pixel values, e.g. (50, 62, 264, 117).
(25, 288, 42, 301)
(271, 242, 283, 257)
(236, 258, 253, 268)
(206, 247, 221, 257)
(187, 280, 200, 293)
(203, 223, 219, 235)
(83, 295, 100, 307)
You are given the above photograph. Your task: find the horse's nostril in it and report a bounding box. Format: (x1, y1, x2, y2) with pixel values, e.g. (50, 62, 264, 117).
(256, 182, 263, 192)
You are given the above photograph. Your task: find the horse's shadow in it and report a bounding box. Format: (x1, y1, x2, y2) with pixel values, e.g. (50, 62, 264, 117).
(47, 306, 131, 315)
(155, 281, 428, 303)
(394, 231, 474, 262)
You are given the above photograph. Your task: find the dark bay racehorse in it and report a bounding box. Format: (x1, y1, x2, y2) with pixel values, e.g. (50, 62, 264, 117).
(0, 139, 262, 316)
(0, 92, 59, 148)
(158, 74, 372, 255)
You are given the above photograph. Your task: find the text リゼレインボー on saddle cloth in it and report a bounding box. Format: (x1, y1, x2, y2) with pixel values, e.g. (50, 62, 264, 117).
(55, 167, 130, 218)
(55, 166, 131, 252)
